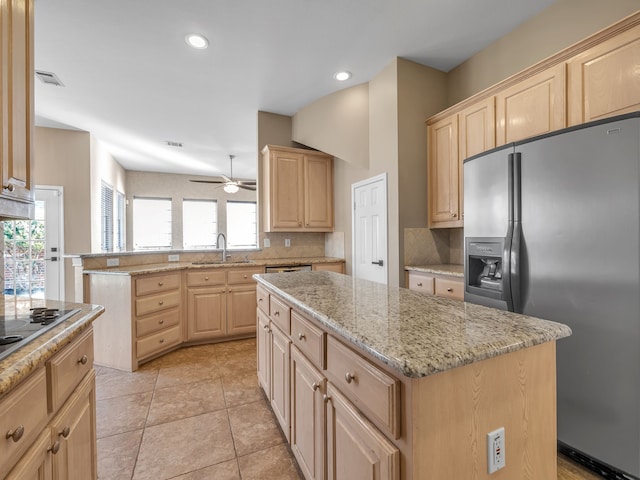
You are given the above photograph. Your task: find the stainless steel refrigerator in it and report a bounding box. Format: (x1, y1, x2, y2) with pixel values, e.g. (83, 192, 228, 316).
(463, 112, 640, 478)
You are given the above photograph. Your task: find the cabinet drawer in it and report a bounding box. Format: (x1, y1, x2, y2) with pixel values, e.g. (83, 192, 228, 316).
(136, 324, 182, 360)
(435, 277, 464, 301)
(136, 308, 180, 338)
(228, 267, 264, 285)
(291, 311, 325, 369)
(326, 336, 400, 439)
(186, 270, 226, 287)
(135, 290, 181, 317)
(407, 273, 435, 295)
(257, 285, 270, 315)
(135, 273, 180, 296)
(46, 328, 94, 413)
(270, 295, 291, 335)
(0, 368, 48, 479)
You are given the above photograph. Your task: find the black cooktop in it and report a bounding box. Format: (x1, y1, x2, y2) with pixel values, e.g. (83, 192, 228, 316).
(0, 308, 81, 362)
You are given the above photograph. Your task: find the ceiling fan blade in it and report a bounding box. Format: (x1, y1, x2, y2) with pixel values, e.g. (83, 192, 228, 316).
(190, 179, 225, 184)
(219, 174, 232, 183)
(236, 180, 257, 185)
(239, 185, 257, 191)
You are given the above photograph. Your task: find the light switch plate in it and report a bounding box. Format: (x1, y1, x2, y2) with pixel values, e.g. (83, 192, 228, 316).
(106, 258, 119, 267)
(264, 238, 271, 248)
(168, 254, 180, 262)
(285, 239, 291, 247)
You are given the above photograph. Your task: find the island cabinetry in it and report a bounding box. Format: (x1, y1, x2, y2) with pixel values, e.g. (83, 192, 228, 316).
(406, 270, 463, 301)
(568, 23, 640, 126)
(262, 145, 334, 232)
(0, 0, 35, 218)
(325, 383, 400, 480)
(257, 308, 271, 392)
(311, 262, 344, 274)
(2, 326, 98, 480)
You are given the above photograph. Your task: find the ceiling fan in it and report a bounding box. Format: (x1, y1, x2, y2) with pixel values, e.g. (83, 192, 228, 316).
(190, 155, 256, 193)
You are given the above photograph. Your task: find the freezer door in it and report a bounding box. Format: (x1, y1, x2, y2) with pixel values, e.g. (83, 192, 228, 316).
(517, 116, 640, 476)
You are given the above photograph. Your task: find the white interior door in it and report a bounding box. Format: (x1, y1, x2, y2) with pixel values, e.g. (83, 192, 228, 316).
(37, 187, 64, 301)
(352, 174, 388, 285)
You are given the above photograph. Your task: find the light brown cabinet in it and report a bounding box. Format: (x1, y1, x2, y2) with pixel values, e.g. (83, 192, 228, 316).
(262, 145, 334, 232)
(0, 0, 35, 219)
(496, 63, 566, 145)
(325, 383, 400, 480)
(187, 285, 226, 340)
(568, 23, 640, 126)
(270, 322, 291, 441)
(257, 307, 271, 393)
(2, 327, 98, 480)
(406, 270, 464, 301)
(311, 262, 344, 274)
(427, 98, 495, 228)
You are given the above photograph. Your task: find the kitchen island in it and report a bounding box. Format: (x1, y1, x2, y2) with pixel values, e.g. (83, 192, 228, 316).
(254, 271, 571, 480)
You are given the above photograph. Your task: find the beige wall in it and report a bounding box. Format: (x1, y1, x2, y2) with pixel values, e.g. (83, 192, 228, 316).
(89, 136, 126, 252)
(447, 0, 639, 104)
(34, 127, 92, 301)
(292, 83, 370, 169)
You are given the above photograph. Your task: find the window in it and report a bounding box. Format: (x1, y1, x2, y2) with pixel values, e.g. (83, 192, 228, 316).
(133, 197, 172, 249)
(227, 201, 257, 249)
(183, 199, 217, 249)
(101, 182, 113, 252)
(115, 191, 125, 251)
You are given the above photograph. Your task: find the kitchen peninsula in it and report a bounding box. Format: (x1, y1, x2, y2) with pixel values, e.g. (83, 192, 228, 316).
(255, 271, 571, 480)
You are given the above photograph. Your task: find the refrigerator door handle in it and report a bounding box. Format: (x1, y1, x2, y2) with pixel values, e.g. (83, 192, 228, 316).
(510, 152, 522, 313)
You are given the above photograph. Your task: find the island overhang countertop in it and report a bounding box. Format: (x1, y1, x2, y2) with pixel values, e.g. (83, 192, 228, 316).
(254, 271, 571, 378)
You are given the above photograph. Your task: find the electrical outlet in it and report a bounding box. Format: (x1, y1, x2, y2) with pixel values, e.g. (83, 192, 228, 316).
(168, 254, 180, 262)
(487, 427, 505, 473)
(106, 258, 119, 267)
(264, 238, 271, 248)
(285, 238, 291, 247)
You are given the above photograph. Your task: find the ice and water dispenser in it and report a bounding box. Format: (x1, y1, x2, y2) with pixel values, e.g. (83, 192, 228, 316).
(465, 237, 512, 310)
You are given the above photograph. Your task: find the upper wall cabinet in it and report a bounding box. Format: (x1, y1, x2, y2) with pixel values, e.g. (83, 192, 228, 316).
(427, 97, 495, 228)
(262, 145, 334, 232)
(0, 0, 35, 219)
(568, 23, 640, 126)
(495, 63, 566, 146)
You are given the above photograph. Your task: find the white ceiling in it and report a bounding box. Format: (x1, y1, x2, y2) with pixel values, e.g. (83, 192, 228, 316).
(34, 0, 556, 180)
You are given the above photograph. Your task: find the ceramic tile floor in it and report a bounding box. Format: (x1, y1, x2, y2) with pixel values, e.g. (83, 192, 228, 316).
(95, 338, 302, 480)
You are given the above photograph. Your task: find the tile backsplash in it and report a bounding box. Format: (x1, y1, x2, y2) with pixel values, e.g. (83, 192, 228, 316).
(404, 227, 463, 266)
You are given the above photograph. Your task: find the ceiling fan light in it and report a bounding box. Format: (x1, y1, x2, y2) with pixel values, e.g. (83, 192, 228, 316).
(224, 183, 240, 194)
(185, 33, 209, 49)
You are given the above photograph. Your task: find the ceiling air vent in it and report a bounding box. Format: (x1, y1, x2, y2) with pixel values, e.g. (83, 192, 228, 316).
(35, 70, 64, 87)
(165, 141, 183, 147)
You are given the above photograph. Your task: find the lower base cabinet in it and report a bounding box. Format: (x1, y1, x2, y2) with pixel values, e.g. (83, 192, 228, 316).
(5, 429, 53, 480)
(270, 323, 291, 441)
(326, 383, 400, 480)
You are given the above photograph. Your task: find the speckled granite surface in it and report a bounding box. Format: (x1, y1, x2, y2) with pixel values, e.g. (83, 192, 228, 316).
(0, 300, 104, 397)
(83, 257, 344, 276)
(405, 264, 464, 277)
(255, 272, 571, 378)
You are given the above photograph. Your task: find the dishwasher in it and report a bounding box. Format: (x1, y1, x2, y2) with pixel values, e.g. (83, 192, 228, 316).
(265, 264, 312, 273)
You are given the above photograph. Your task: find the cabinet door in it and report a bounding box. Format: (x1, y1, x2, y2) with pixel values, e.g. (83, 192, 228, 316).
(568, 23, 640, 126)
(51, 371, 97, 480)
(326, 383, 399, 480)
(227, 284, 256, 336)
(5, 429, 52, 480)
(270, 150, 304, 230)
(186, 286, 226, 341)
(304, 155, 333, 230)
(459, 97, 495, 222)
(0, 0, 34, 204)
(270, 323, 291, 441)
(496, 63, 566, 145)
(257, 309, 271, 393)
(290, 346, 325, 480)
(428, 114, 460, 227)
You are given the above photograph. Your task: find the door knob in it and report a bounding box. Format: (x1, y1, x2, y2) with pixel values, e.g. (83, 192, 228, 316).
(371, 260, 384, 266)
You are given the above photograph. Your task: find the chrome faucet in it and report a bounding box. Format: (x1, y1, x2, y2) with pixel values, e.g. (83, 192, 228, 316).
(216, 232, 228, 262)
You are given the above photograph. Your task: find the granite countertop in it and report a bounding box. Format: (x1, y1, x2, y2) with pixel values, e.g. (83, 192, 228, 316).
(83, 256, 345, 275)
(405, 264, 464, 277)
(254, 271, 571, 378)
(0, 300, 104, 397)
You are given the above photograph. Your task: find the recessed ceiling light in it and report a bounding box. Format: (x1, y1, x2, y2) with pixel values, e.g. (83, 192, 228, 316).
(334, 71, 351, 81)
(185, 33, 209, 49)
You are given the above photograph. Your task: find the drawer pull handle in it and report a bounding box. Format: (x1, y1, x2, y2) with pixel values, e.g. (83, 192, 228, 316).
(159, 319, 164, 324)
(159, 338, 165, 344)
(274, 311, 280, 316)
(6, 425, 24, 442)
(417, 282, 423, 287)
(447, 288, 453, 292)
(4, 183, 15, 192)
(312, 382, 319, 391)
(345, 372, 356, 384)
(258, 298, 263, 303)
(298, 333, 305, 341)
(323, 394, 331, 403)
(159, 300, 164, 306)
(59, 426, 71, 439)
(243, 274, 248, 279)
(49, 440, 61, 454)
(78, 354, 88, 365)
(158, 281, 164, 286)
(205, 276, 209, 281)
